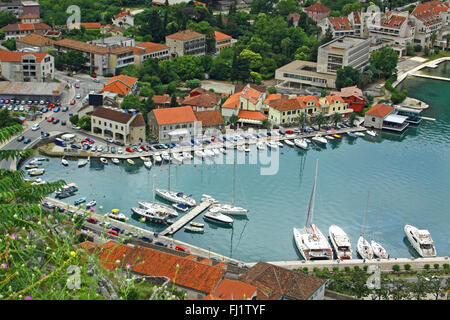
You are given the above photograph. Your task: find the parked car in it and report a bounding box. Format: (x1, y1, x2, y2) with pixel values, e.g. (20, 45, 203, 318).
(90, 73, 97, 78)
(31, 123, 40, 131)
(110, 147, 116, 154)
(42, 201, 55, 209)
(175, 245, 189, 252)
(17, 135, 24, 142)
(111, 226, 123, 234)
(117, 147, 123, 154)
(47, 117, 55, 122)
(53, 107, 60, 112)
(93, 78, 100, 83)
(70, 99, 76, 105)
(71, 144, 81, 149)
(125, 147, 134, 152)
(72, 125, 81, 130)
(75, 83, 80, 88)
(154, 241, 167, 247)
(106, 230, 118, 236)
(62, 106, 68, 112)
(52, 119, 59, 124)
(61, 120, 66, 126)
(139, 236, 153, 243)
(105, 137, 114, 143)
(40, 132, 50, 138)
(86, 217, 98, 224)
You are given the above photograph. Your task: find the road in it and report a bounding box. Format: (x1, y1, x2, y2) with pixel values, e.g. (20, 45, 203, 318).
(0, 71, 109, 169)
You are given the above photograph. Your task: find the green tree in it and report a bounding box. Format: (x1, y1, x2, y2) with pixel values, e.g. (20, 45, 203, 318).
(330, 112, 342, 127)
(69, 114, 79, 126)
(369, 46, 399, 79)
(335, 66, 361, 90)
(261, 118, 271, 129)
(78, 115, 91, 131)
(313, 113, 326, 130)
(0, 109, 22, 128)
(229, 114, 239, 129)
(0, 11, 18, 28)
(406, 44, 415, 56)
(2, 38, 15, 51)
(277, 0, 300, 17)
(170, 94, 178, 107)
(267, 86, 277, 94)
(185, 79, 202, 90)
(121, 94, 143, 111)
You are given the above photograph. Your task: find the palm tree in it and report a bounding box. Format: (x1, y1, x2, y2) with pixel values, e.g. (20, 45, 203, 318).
(296, 111, 308, 130)
(330, 112, 342, 128)
(261, 118, 271, 130)
(314, 112, 326, 130)
(348, 112, 358, 127)
(431, 32, 437, 48)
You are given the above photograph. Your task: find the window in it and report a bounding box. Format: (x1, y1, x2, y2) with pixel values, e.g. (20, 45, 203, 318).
(372, 117, 375, 122)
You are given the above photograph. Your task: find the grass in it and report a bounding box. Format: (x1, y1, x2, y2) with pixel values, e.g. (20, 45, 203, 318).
(423, 50, 450, 61)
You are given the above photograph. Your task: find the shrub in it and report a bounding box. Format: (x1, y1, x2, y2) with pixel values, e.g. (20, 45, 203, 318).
(443, 264, 449, 270)
(322, 267, 329, 273)
(392, 264, 401, 272)
(363, 265, 368, 272)
(354, 266, 361, 271)
(404, 264, 411, 271)
(333, 267, 339, 273)
(267, 86, 277, 94)
(414, 44, 422, 52)
(313, 267, 320, 273)
(302, 267, 308, 273)
(344, 266, 351, 273)
(433, 264, 439, 270)
(424, 264, 430, 270)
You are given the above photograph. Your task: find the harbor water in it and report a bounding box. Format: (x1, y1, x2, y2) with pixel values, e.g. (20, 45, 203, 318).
(26, 75, 450, 263)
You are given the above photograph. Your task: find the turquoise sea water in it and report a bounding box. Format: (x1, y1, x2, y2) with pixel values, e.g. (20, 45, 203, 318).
(26, 74, 450, 263)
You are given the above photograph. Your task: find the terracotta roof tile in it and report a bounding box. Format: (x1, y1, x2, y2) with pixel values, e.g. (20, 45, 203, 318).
(136, 42, 169, 53)
(237, 110, 267, 121)
(194, 110, 224, 127)
(20, 14, 40, 20)
(365, 104, 394, 117)
(330, 85, 363, 99)
(269, 98, 305, 111)
(0, 49, 49, 62)
(166, 29, 204, 40)
(182, 91, 220, 108)
(91, 107, 136, 124)
(54, 38, 109, 55)
(304, 3, 330, 13)
(152, 106, 197, 125)
(2, 22, 50, 32)
(130, 113, 146, 127)
(214, 30, 231, 41)
(328, 16, 353, 31)
(222, 92, 241, 109)
(212, 279, 258, 300)
(153, 94, 171, 105)
(100, 82, 130, 96)
(80, 22, 101, 29)
(381, 14, 407, 29)
(106, 74, 138, 88)
(15, 33, 54, 47)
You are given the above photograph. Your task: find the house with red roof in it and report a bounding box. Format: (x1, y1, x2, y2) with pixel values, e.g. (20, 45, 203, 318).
(214, 30, 236, 53)
(100, 74, 138, 97)
(112, 9, 134, 29)
(148, 106, 199, 142)
(411, 2, 449, 47)
(330, 85, 365, 113)
(323, 16, 356, 38)
(304, 3, 331, 23)
(0, 49, 54, 82)
(319, 95, 353, 118)
(182, 88, 221, 112)
(166, 30, 206, 57)
(364, 103, 395, 129)
(2, 22, 51, 40)
(135, 42, 170, 64)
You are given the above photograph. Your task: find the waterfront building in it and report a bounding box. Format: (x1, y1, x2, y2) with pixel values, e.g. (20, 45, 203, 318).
(319, 95, 353, 118)
(275, 60, 336, 90)
(166, 30, 206, 58)
(201, 278, 258, 300)
(90, 106, 146, 144)
(329, 85, 365, 113)
(194, 110, 225, 133)
(411, 1, 449, 47)
(267, 97, 305, 126)
(239, 262, 326, 300)
(100, 74, 138, 98)
(148, 106, 199, 142)
(0, 50, 54, 82)
(304, 3, 331, 23)
(214, 31, 237, 54)
(364, 103, 397, 130)
(182, 87, 221, 112)
(15, 33, 55, 52)
(394, 106, 423, 124)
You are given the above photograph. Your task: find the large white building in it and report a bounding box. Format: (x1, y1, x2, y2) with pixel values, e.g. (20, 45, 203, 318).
(0, 50, 53, 82)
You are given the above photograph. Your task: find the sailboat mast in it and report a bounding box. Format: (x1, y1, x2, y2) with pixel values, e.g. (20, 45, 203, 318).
(153, 172, 156, 201)
(310, 159, 319, 227)
(362, 190, 370, 236)
(232, 155, 236, 205)
(168, 160, 171, 192)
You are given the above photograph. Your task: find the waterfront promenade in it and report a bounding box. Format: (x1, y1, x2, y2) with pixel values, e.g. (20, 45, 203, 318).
(393, 56, 450, 88)
(410, 72, 450, 82)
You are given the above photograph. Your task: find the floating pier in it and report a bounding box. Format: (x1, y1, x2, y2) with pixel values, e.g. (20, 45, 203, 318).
(159, 200, 212, 236)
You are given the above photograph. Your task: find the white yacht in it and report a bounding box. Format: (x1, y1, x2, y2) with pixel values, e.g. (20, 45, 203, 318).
(143, 161, 152, 169)
(194, 150, 205, 159)
(61, 158, 69, 166)
(182, 151, 193, 160)
(210, 202, 248, 216)
(328, 225, 352, 259)
(154, 188, 196, 206)
(27, 168, 45, 176)
(294, 138, 308, 150)
(153, 153, 162, 164)
(366, 130, 377, 137)
(371, 240, 389, 259)
(86, 200, 96, 207)
(293, 160, 333, 260)
(354, 132, 365, 137)
(105, 209, 127, 222)
(171, 153, 183, 164)
(138, 201, 178, 217)
(100, 157, 108, 164)
(357, 236, 374, 259)
(203, 206, 234, 225)
(256, 141, 266, 150)
(212, 148, 220, 155)
(325, 135, 334, 140)
(284, 139, 295, 147)
(312, 135, 328, 145)
(404, 224, 436, 257)
(111, 158, 120, 164)
(131, 207, 169, 224)
(161, 152, 171, 162)
(204, 149, 215, 158)
(77, 159, 88, 167)
(266, 141, 279, 150)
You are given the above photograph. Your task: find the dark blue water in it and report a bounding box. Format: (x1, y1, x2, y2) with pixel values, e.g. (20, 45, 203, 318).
(27, 76, 450, 263)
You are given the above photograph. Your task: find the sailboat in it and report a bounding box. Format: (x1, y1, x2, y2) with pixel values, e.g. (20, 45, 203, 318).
(293, 159, 333, 260)
(357, 191, 374, 260)
(371, 208, 389, 259)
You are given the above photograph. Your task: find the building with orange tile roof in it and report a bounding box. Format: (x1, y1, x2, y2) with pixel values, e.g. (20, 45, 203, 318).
(182, 89, 221, 111)
(112, 9, 134, 29)
(319, 95, 353, 118)
(2, 22, 51, 40)
(207, 278, 258, 300)
(100, 74, 138, 97)
(330, 85, 365, 113)
(411, 2, 449, 47)
(0, 49, 53, 82)
(324, 16, 356, 38)
(364, 103, 395, 129)
(148, 106, 199, 142)
(304, 3, 330, 23)
(166, 30, 206, 57)
(214, 30, 236, 53)
(194, 110, 225, 130)
(81, 241, 227, 299)
(91, 106, 146, 144)
(20, 13, 40, 24)
(134, 42, 170, 64)
(15, 33, 54, 52)
(239, 262, 326, 300)
(267, 98, 306, 125)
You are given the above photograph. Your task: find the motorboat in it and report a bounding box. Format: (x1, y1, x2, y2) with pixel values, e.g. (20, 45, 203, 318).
(404, 224, 436, 257)
(86, 200, 96, 207)
(347, 132, 357, 138)
(34, 157, 47, 162)
(284, 139, 295, 147)
(27, 168, 45, 176)
(219, 147, 226, 154)
(332, 134, 342, 139)
(203, 207, 234, 225)
(153, 153, 162, 164)
(366, 130, 377, 137)
(111, 158, 120, 164)
(61, 158, 69, 166)
(184, 225, 204, 233)
(190, 221, 204, 228)
(276, 141, 284, 147)
(100, 157, 108, 164)
(212, 148, 220, 155)
(293, 160, 333, 260)
(354, 132, 365, 137)
(266, 141, 278, 150)
(140, 156, 150, 162)
(371, 240, 389, 259)
(127, 159, 134, 165)
(293, 138, 308, 150)
(138, 201, 178, 217)
(311, 135, 327, 144)
(74, 197, 86, 205)
(325, 135, 334, 140)
(256, 142, 266, 150)
(182, 151, 193, 160)
(172, 203, 189, 212)
(194, 150, 205, 159)
(243, 146, 251, 152)
(55, 190, 74, 199)
(328, 225, 352, 259)
(144, 161, 152, 169)
(106, 208, 128, 222)
(77, 159, 88, 167)
(204, 149, 215, 158)
(28, 159, 42, 166)
(31, 178, 46, 185)
(357, 236, 374, 259)
(25, 164, 38, 169)
(161, 152, 171, 162)
(171, 153, 183, 164)
(210, 203, 248, 216)
(130, 207, 169, 224)
(154, 188, 196, 206)
(237, 145, 245, 152)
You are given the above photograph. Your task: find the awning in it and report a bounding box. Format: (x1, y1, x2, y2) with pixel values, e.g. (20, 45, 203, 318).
(168, 129, 189, 136)
(238, 118, 262, 125)
(384, 114, 408, 124)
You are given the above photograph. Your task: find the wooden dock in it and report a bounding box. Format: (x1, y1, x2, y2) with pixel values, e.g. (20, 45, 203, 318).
(159, 201, 212, 236)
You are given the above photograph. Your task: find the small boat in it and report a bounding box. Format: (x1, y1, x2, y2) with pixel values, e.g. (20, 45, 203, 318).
(106, 210, 128, 222)
(211, 203, 248, 216)
(100, 157, 108, 164)
(332, 134, 341, 139)
(74, 197, 86, 205)
(171, 153, 183, 164)
(312, 135, 328, 144)
(86, 200, 96, 207)
(154, 189, 196, 207)
(140, 156, 150, 162)
(184, 225, 204, 233)
(256, 142, 266, 150)
(305, 138, 311, 143)
(371, 240, 389, 259)
(236, 145, 245, 152)
(329, 225, 352, 259)
(77, 159, 88, 167)
(404, 224, 436, 257)
(127, 159, 134, 165)
(153, 153, 162, 163)
(172, 203, 189, 212)
(28, 159, 42, 165)
(219, 147, 226, 154)
(27, 168, 45, 176)
(243, 146, 251, 152)
(266, 141, 279, 150)
(204, 149, 215, 157)
(357, 236, 374, 260)
(366, 130, 377, 137)
(34, 157, 47, 162)
(25, 164, 38, 169)
(138, 201, 178, 217)
(293, 138, 308, 150)
(194, 150, 205, 159)
(182, 151, 193, 160)
(325, 135, 335, 140)
(354, 132, 365, 137)
(144, 161, 152, 169)
(203, 207, 234, 225)
(131, 207, 169, 224)
(31, 178, 46, 185)
(347, 132, 357, 138)
(161, 152, 171, 162)
(212, 148, 220, 155)
(55, 190, 74, 199)
(284, 139, 295, 147)
(190, 221, 204, 228)
(276, 141, 284, 147)
(61, 158, 69, 166)
(111, 158, 120, 164)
